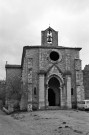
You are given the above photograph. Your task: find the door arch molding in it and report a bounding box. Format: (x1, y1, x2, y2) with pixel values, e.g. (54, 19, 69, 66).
(46, 74, 64, 88)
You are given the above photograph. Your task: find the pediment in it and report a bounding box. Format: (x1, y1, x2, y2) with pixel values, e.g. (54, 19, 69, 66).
(47, 65, 62, 77)
(47, 65, 64, 84)
(45, 26, 56, 32)
(49, 66, 59, 75)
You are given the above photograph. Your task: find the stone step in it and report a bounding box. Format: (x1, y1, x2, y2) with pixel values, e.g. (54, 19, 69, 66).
(46, 106, 61, 110)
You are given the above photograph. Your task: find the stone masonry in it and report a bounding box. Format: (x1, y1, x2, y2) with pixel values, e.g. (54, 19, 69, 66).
(5, 65, 21, 111)
(83, 65, 89, 99)
(5, 27, 85, 111)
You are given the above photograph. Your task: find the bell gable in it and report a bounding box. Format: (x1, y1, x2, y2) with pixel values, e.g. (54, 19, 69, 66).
(41, 27, 58, 47)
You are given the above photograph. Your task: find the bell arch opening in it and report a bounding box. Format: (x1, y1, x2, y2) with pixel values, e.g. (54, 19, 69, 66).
(48, 77, 61, 106)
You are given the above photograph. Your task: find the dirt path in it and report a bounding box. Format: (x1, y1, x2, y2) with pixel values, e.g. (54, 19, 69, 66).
(0, 110, 89, 135)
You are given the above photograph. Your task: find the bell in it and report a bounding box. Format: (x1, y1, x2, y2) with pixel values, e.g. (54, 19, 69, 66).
(47, 35, 52, 43)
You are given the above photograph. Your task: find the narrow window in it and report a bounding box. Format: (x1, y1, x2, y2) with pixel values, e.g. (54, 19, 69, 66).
(71, 88, 73, 95)
(34, 87, 37, 95)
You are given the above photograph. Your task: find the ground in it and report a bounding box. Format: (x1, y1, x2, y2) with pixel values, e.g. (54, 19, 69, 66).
(0, 109, 89, 135)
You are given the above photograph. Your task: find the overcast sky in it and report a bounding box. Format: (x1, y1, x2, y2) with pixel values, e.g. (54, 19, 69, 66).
(0, 0, 89, 80)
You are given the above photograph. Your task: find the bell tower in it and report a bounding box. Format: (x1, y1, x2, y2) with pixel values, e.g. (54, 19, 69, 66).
(41, 27, 58, 47)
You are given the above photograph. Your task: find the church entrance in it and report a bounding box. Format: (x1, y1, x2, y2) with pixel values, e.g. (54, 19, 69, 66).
(48, 88, 55, 106)
(48, 77, 60, 106)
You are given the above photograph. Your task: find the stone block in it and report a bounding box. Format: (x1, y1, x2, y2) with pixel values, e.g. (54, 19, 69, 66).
(27, 103, 32, 111)
(39, 101, 45, 109)
(75, 59, 81, 71)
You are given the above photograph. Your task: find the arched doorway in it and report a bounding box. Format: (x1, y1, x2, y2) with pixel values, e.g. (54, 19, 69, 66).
(48, 77, 60, 106)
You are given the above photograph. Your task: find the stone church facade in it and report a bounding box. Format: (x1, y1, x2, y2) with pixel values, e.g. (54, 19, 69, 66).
(5, 27, 85, 111)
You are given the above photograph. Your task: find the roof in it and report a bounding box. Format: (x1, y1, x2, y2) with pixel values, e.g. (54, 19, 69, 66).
(21, 45, 82, 50)
(5, 64, 21, 69)
(41, 26, 58, 32)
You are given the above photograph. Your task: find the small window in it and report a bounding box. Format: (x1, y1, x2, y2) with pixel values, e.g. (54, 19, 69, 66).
(71, 88, 73, 95)
(34, 87, 37, 95)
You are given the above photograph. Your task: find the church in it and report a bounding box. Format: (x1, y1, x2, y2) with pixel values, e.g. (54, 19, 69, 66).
(5, 27, 85, 111)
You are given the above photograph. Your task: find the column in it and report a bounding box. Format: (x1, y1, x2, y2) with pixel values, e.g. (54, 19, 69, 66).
(39, 74, 45, 109)
(60, 87, 64, 107)
(45, 86, 49, 108)
(60, 86, 66, 107)
(27, 84, 32, 111)
(66, 75, 72, 108)
(76, 71, 85, 102)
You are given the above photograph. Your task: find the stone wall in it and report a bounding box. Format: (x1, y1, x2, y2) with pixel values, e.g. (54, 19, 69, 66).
(27, 49, 39, 110)
(39, 47, 82, 108)
(73, 59, 85, 109)
(21, 48, 39, 110)
(83, 65, 89, 99)
(5, 65, 21, 111)
(39, 48, 79, 87)
(20, 45, 83, 110)
(0, 80, 6, 107)
(20, 56, 28, 110)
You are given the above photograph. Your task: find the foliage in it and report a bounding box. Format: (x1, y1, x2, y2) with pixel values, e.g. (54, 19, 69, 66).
(6, 77, 22, 101)
(0, 81, 6, 105)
